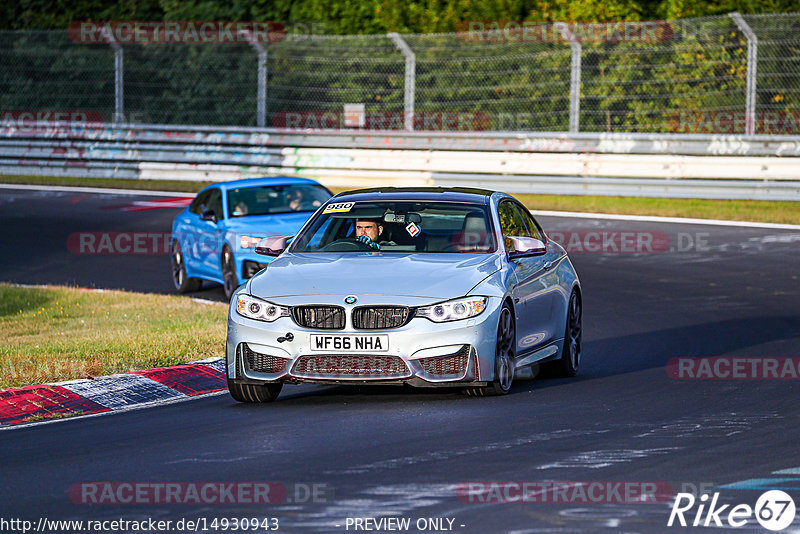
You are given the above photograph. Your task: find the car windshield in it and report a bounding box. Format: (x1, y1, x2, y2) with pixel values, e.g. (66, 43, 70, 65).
(290, 201, 497, 253)
(227, 184, 330, 218)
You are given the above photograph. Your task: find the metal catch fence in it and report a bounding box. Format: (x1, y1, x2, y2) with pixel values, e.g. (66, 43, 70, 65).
(0, 13, 798, 134)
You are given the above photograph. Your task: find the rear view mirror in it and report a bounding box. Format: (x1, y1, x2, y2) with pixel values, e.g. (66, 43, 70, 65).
(200, 210, 217, 223)
(255, 236, 288, 257)
(384, 212, 422, 224)
(506, 236, 546, 257)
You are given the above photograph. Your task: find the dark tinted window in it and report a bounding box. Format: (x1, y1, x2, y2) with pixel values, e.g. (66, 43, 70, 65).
(517, 204, 546, 242)
(499, 200, 531, 238)
(499, 200, 545, 252)
(206, 189, 223, 219)
(189, 190, 212, 215)
(227, 184, 331, 218)
(291, 201, 496, 253)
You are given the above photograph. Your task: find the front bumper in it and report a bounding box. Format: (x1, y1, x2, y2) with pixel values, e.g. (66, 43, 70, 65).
(235, 251, 271, 281)
(226, 295, 502, 387)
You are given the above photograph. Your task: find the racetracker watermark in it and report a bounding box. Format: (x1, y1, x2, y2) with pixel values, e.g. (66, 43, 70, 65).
(1, 110, 103, 124)
(69, 482, 328, 505)
(667, 357, 800, 380)
(547, 231, 671, 254)
(67, 231, 277, 255)
(67, 233, 173, 255)
(273, 111, 490, 131)
(669, 111, 800, 134)
(1, 110, 150, 132)
(456, 481, 674, 504)
(69, 21, 287, 44)
(457, 20, 674, 43)
(0, 517, 279, 534)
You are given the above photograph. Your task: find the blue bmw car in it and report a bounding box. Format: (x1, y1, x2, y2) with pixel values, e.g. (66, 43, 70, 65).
(170, 177, 332, 299)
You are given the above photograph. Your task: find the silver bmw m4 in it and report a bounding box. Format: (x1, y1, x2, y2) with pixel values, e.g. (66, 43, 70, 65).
(225, 187, 582, 402)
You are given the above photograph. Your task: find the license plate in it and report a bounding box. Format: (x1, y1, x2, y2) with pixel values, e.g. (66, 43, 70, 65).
(310, 334, 389, 352)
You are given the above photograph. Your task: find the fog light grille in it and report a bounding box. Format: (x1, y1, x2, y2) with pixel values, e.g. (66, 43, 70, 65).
(418, 345, 470, 377)
(242, 344, 288, 374)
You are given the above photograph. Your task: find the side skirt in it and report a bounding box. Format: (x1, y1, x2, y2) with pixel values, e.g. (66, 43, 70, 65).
(515, 338, 564, 369)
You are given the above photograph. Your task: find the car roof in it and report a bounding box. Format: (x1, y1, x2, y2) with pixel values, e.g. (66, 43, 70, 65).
(333, 187, 496, 204)
(211, 176, 324, 191)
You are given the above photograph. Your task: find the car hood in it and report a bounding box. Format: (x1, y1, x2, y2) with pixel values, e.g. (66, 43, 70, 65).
(223, 212, 313, 236)
(249, 253, 502, 299)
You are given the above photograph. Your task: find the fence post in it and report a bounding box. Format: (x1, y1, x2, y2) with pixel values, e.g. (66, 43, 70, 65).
(388, 33, 416, 131)
(241, 30, 268, 128)
(729, 12, 758, 135)
(556, 23, 581, 133)
(100, 26, 124, 124)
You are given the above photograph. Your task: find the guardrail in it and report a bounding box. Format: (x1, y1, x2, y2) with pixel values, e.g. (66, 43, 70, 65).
(1, 122, 799, 200)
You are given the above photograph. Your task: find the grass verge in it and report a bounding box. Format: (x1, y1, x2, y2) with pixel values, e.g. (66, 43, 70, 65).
(0, 173, 215, 193)
(1, 174, 798, 225)
(22, 410, 84, 423)
(514, 193, 800, 225)
(0, 283, 227, 389)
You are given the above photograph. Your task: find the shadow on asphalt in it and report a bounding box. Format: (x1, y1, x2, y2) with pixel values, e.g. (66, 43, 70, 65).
(217, 314, 800, 406)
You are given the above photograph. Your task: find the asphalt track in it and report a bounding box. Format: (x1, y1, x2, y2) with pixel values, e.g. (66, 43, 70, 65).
(1, 186, 800, 533)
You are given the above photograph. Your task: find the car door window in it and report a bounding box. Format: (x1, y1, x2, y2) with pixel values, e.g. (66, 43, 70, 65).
(499, 200, 532, 251)
(515, 202, 546, 242)
(189, 190, 212, 215)
(499, 201, 527, 236)
(206, 189, 223, 220)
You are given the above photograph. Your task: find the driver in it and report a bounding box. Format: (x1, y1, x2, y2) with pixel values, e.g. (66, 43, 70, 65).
(355, 218, 387, 250)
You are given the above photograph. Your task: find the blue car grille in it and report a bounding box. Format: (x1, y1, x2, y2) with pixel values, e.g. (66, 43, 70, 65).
(352, 306, 411, 330)
(292, 306, 345, 330)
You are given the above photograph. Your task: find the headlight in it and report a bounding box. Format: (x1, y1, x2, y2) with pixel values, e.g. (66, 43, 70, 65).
(239, 235, 262, 249)
(235, 294, 290, 322)
(416, 297, 487, 323)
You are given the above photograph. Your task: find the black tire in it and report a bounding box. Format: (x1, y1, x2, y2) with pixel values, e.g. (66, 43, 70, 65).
(221, 246, 239, 301)
(544, 289, 582, 378)
(464, 303, 516, 396)
(171, 240, 201, 293)
(227, 379, 283, 403)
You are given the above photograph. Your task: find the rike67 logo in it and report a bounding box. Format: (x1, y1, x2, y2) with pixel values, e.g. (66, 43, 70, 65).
(668, 490, 796, 531)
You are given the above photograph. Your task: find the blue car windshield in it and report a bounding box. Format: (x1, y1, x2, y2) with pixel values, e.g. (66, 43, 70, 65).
(290, 201, 497, 253)
(227, 184, 330, 218)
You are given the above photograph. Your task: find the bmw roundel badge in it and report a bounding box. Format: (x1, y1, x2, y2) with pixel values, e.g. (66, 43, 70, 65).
(344, 295, 357, 304)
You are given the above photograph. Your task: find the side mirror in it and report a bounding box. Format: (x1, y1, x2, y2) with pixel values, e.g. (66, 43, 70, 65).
(255, 236, 288, 257)
(506, 236, 546, 257)
(200, 209, 217, 223)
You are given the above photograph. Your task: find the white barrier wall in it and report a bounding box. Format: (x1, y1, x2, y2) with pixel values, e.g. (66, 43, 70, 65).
(1, 123, 799, 200)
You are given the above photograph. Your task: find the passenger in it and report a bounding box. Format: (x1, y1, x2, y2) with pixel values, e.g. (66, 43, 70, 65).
(288, 189, 322, 211)
(231, 201, 248, 217)
(288, 190, 304, 211)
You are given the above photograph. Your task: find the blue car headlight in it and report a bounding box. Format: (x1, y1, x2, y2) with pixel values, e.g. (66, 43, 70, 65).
(416, 297, 488, 323)
(236, 294, 290, 322)
(239, 235, 263, 249)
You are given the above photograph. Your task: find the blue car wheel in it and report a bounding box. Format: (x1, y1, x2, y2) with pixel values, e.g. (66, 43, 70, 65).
(171, 240, 202, 293)
(222, 245, 238, 301)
